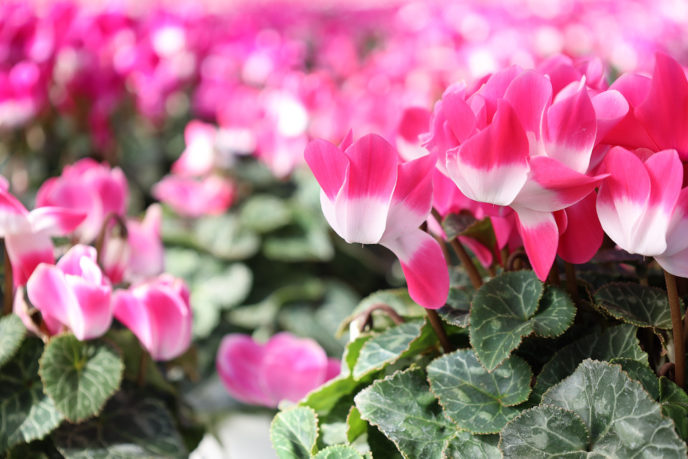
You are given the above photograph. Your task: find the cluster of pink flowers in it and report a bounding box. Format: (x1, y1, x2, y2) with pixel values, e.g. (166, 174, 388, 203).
(3, 159, 192, 361)
(3, 0, 688, 176)
(307, 52, 688, 310)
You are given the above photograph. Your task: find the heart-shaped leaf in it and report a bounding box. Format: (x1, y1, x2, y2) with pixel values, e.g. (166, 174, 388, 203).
(500, 405, 590, 458)
(0, 314, 25, 368)
(353, 319, 435, 380)
(659, 377, 688, 440)
(541, 359, 685, 457)
(470, 272, 574, 371)
(595, 283, 682, 329)
(271, 406, 319, 459)
(534, 324, 647, 397)
(437, 288, 472, 328)
(39, 334, 123, 423)
(0, 339, 64, 451)
(427, 349, 531, 434)
(52, 394, 187, 458)
(354, 369, 454, 459)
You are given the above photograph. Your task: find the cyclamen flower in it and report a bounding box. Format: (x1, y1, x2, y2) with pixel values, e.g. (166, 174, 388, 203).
(152, 174, 234, 218)
(425, 64, 625, 279)
(112, 274, 192, 361)
(26, 245, 112, 340)
(305, 133, 449, 309)
(171, 121, 218, 177)
(36, 158, 128, 243)
(216, 332, 339, 407)
(0, 182, 85, 286)
(596, 147, 688, 277)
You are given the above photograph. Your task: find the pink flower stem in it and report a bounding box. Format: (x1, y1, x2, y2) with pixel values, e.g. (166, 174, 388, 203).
(665, 270, 685, 388)
(3, 240, 12, 316)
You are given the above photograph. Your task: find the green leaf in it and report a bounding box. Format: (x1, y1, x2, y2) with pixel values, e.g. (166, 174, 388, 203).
(314, 445, 364, 459)
(500, 405, 590, 458)
(353, 319, 435, 380)
(441, 213, 477, 240)
(427, 349, 531, 434)
(0, 314, 25, 368)
(346, 407, 366, 443)
(659, 377, 688, 440)
(532, 286, 576, 338)
(594, 282, 682, 329)
(541, 359, 685, 457)
(611, 358, 660, 399)
(354, 369, 454, 459)
(239, 194, 292, 233)
(39, 334, 123, 423)
(469, 271, 544, 371)
(270, 406, 319, 459)
(534, 324, 647, 397)
(437, 288, 472, 328)
(0, 339, 64, 451)
(52, 394, 187, 458)
(444, 432, 500, 459)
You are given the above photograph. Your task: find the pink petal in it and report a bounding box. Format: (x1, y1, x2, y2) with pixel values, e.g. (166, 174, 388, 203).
(512, 156, 605, 212)
(113, 290, 154, 353)
(260, 333, 328, 405)
(28, 207, 86, 235)
(544, 81, 597, 173)
(557, 192, 604, 264)
(656, 188, 688, 276)
(304, 139, 349, 201)
(5, 232, 54, 286)
(26, 263, 75, 333)
(0, 188, 29, 236)
(447, 101, 529, 206)
(382, 154, 435, 240)
(216, 334, 273, 406)
(136, 285, 191, 360)
(332, 134, 398, 244)
(57, 244, 98, 277)
(514, 208, 558, 281)
(596, 147, 653, 254)
(636, 53, 688, 159)
(504, 70, 552, 141)
(64, 275, 112, 340)
(325, 358, 341, 381)
(125, 205, 164, 282)
(381, 230, 450, 309)
(397, 107, 431, 143)
(603, 73, 655, 150)
(592, 90, 629, 144)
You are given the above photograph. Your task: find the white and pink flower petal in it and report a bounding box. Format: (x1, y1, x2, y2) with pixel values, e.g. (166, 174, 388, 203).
(381, 230, 449, 309)
(446, 101, 530, 206)
(304, 139, 349, 201)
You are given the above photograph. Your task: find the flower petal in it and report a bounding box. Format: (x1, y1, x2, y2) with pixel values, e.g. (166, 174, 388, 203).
(557, 192, 604, 264)
(447, 101, 529, 206)
(216, 334, 272, 406)
(28, 207, 86, 235)
(504, 70, 552, 142)
(381, 230, 449, 309)
(514, 208, 558, 281)
(304, 138, 349, 201)
(5, 232, 54, 286)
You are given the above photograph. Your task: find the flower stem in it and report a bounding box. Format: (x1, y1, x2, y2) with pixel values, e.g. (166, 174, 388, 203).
(137, 350, 149, 387)
(430, 208, 483, 290)
(426, 309, 452, 353)
(3, 240, 13, 316)
(665, 270, 685, 388)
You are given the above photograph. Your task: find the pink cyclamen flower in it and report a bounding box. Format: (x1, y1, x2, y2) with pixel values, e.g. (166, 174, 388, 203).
(36, 158, 128, 243)
(112, 274, 192, 361)
(216, 332, 339, 407)
(102, 204, 164, 284)
(152, 174, 234, 218)
(425, 66, 619, 279)
(0, 183, 85, 286)
(26, 245, 112, 340)
(596, 147, 682, 259)
(305, 133, 449, 309)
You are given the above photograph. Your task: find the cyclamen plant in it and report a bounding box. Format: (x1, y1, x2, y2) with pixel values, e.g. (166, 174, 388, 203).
(268, 53, 688, 458)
